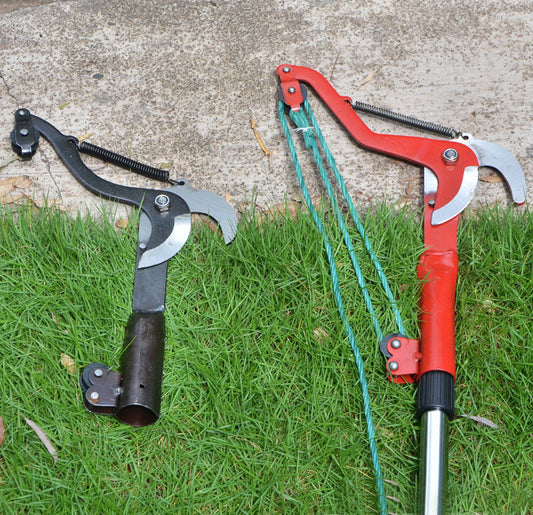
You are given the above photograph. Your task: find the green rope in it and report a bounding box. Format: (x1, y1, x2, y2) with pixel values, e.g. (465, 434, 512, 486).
(290, 99, 406, 339)
(278, 100, 388, 514)
(301, 100, 406, 337)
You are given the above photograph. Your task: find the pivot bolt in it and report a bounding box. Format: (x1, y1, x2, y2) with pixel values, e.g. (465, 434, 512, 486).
(389, 361, 399, 371)
(93, 368, 104, 378)
(391, 338, 402, 349)
(442, 148, 458, 165)
(154, 194, 170, 212)
(288, 87, 296, 94)
(19, 128, 29, 136)
(89, 391, 99, 401)
(282, 66, 291, 73)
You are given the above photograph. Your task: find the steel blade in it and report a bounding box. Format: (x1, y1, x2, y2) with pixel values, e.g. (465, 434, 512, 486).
(170, 179, 238, 244)
(138, 213, 191, 269)
(431, 166, 478, 225)
(463, 137, 526, 204)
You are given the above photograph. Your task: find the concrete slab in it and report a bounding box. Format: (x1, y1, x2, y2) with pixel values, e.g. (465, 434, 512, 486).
(1, 0, 531, 220)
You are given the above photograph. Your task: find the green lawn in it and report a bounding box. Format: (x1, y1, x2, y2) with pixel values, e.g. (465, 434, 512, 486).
(0, 205, 531, 514)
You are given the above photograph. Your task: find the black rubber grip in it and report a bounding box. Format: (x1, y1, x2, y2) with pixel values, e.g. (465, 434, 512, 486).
(417, 371, 455, 419)
(115, 311, 165, 427)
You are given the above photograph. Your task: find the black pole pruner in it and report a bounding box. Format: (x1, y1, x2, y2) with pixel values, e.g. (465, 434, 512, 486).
(12, 108, 238, 427)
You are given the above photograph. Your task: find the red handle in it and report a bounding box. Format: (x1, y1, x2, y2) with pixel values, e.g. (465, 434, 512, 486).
(417, 249, 458, 379)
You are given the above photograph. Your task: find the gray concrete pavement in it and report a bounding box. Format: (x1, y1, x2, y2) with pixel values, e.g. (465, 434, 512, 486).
(1, 0, 531, 219)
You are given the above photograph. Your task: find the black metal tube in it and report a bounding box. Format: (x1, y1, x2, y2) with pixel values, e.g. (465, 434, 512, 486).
(115, 311, 166, 427)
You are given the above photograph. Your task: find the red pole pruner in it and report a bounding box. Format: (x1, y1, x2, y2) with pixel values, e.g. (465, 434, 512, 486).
(277, 64, 526, 513)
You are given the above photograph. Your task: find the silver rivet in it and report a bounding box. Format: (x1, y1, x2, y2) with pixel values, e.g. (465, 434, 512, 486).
(154, 194, 170, 212)
(428, 198, 436, 207)
(93, 368, 104, 378)
(391, 339, 401, 349)
(89, 391, 99, 400)
(19, 128, 29, 136)
(442, 148, 458, 165)
(283, 66, 291, 73)
(389, 361, 399, 371)
(138, 241, 147, 250)
(114, 387, 123, 396)
(288, 87, 296, 94)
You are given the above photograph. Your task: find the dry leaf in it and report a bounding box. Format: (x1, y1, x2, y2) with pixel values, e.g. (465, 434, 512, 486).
(360, 68, 379, 87)
(60, 353, 76, 375)
(460, 414, 499, 429)
(0, 175, 32, 198)
(225, 192, 232, 204)
(159, 161, 173, 169)
(313, 327, 330, 342)
(0, 416, 5, 447)
(24, 417, 58, 465)
(386, 496, 401, 503)
(480, 174, 503, 183)
(115, 218, 129, 230)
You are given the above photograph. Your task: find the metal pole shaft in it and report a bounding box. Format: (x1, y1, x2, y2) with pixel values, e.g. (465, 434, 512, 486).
(419, 409, 449, 514)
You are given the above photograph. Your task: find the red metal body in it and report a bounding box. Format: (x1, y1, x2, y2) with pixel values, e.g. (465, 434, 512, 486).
(277, 64, 472, 381)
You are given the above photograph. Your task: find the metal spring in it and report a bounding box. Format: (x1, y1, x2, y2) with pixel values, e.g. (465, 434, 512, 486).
(351, 100, 462, 139)
(78, 141, 172, 183)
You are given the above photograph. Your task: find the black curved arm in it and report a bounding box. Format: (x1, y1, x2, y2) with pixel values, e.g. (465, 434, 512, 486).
(11, 108, 189, 251)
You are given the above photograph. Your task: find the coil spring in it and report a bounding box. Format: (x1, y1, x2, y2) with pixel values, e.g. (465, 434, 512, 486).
(78, 141, 172, 183)
(351, 100, 462, 139)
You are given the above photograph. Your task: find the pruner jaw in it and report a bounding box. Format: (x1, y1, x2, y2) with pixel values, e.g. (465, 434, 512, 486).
(425, 136, 526, 226)
(169, 179, 238, 244)
(460, 136, 526, 205)
(429, 166, 479, 225)
(136, 181, 238, 269)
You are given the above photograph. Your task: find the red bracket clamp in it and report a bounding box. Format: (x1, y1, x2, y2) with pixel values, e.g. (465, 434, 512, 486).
(380, 334, 421, 384)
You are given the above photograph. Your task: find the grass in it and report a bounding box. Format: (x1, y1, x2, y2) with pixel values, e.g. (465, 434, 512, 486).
(0, 203, 531, 514)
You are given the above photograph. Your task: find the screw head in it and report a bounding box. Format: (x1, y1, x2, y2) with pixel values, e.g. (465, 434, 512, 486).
(389, 361, 399, 371)
(442, 148, 459, 165)
(391, 338, 401, 349)
(89, 391, 99, 401)
(93, 368, 104, 378)
(154, 194, 170, 212)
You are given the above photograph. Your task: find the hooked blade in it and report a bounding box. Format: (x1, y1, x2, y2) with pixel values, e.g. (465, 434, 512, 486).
(462, 137, 526, 205)
(170, 179, 238, 244)
(138, 213, 191, 269)
(431, 166, 479, 225)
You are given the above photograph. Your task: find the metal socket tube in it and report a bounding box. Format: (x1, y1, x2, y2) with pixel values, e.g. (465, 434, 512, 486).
(418, 409, 449, 514)
(115, 311, 165, 427)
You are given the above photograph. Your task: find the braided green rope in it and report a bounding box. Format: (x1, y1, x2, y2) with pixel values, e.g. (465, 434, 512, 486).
(279, 100, 388, 514)
(302, 100, 406, 336)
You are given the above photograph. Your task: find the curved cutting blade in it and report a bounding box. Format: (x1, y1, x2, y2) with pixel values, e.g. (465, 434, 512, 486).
(431, 166, 479, 225)
(462, 137, 526, 205)
(169, 179, 238, 244)
(138, 213, 191, 269)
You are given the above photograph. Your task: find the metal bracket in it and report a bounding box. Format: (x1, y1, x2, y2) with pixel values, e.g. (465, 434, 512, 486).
(80, 363, 121, 416)
(380, 333, 421, 384)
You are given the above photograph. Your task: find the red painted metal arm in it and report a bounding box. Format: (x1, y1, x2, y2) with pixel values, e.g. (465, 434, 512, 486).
(277, 64, 478, 214)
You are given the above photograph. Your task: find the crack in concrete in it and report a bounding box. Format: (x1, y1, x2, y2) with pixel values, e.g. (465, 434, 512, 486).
(41, 152, 63, 200)
(0, 69, 20, 106)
